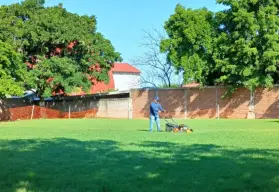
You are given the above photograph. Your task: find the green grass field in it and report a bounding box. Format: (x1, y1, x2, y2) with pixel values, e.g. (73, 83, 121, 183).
(0, 119, 279, 192)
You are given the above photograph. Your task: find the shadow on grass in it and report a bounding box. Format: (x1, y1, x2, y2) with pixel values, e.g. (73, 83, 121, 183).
(138, 129, 149, 132)
(0, 139, 279, 192)
(269, 120, 279, 123)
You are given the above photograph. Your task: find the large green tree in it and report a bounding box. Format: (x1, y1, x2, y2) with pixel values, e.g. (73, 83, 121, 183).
(161, 1, 279, 92)
(215, 0, 279, 91)
(160, 4, 217, 86)
(0, 0, 121, 99)
(0, 41, 27, 97)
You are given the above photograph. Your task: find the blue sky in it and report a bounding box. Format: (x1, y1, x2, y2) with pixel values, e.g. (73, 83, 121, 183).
(1, 0, 225, 63)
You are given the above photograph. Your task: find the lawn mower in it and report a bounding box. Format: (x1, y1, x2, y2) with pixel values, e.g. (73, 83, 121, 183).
(164, 118, 193, 133)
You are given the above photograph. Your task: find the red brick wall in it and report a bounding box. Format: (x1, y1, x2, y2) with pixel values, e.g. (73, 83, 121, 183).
(4, 105, 97, 121)
(131, 87, 279, 119)
(0, 97, 128, 121)
(187, 88, 216, 119)
(158, 89, 185, 118)
(254, 87, 279, 119)
(218, 88, 250, 119)
(131, 88, 218, 119)
(2, 87, 279, 121)
(131, 89, 156, 118)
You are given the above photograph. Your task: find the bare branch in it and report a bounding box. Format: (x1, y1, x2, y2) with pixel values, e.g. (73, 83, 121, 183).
(140, 73, 158, 88)
(132, 28, 182, 88)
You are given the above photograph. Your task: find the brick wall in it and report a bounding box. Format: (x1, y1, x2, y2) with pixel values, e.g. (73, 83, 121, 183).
(131, 87, 279, 119)
(131, 89, 156, 119)
(218, 88, 251, 119)
(2, 87, 279, 121)
(187, 88, 217, 119)
(0, 96, 130, 121)
(254, 87, 279, 119)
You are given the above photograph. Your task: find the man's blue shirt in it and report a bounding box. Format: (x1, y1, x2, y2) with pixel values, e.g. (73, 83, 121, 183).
(150, 101, 164, 116)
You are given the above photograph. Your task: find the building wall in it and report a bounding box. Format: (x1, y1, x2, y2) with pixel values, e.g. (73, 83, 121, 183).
(2, 87, 279, 121)
(113, 72, 140, 91)
(254, 87, 279, 119)
(0, 96, 130, 121)
(96, 98, 129, 118)
(131, 87, 279, 119)
(218, 88, 251, 119)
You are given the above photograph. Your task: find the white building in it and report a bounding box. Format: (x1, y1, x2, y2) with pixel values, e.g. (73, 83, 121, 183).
(111, 63, 141, 91)
(73, 62, 141, 95)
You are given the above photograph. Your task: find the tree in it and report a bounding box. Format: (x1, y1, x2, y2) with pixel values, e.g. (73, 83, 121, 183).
(0, 41, 27, 97)
(133, 29, 183, 88)
(0, 0, 121, 99)
(161, 1, 279, 93)
(160, 4, 217, 86)
(214, 0, 279, 91)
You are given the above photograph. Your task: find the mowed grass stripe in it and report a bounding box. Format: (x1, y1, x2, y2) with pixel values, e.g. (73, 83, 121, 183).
(0, 119, 278, 192)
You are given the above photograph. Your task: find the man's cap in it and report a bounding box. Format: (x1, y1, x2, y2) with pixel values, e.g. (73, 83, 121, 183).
(155, 96, 159, 101)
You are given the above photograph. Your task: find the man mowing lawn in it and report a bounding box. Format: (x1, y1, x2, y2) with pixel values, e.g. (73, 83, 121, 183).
(149, 96, 165, 132)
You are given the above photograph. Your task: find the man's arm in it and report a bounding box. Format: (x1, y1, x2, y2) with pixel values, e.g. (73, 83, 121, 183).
(158, 103, 165, 112)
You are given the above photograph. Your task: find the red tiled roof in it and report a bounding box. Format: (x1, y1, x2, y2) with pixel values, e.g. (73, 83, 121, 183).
(182, 82, 200, 88)
(111, 63, 141, 73)
(70, 63, 139, 95)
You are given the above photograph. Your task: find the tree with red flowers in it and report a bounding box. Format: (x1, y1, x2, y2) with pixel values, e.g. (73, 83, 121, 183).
(0, 0, 121, 99)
